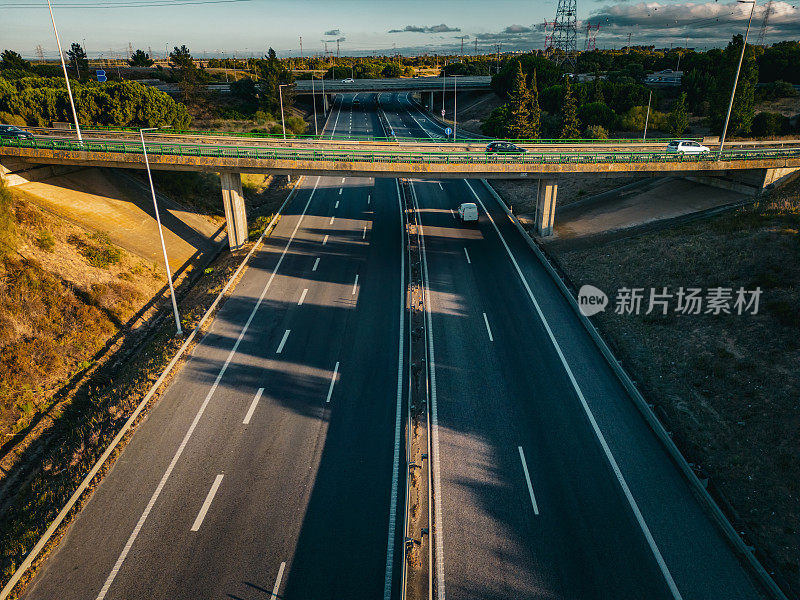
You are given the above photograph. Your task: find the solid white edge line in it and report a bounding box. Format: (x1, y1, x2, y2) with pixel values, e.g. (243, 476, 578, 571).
(409, 180, 446, 600)
(383, 178, 405, 600)
(276, 329, 291, 354)
(93, 176, 322, 600)
(352, 273, 359, 295)
(464, 179, 683, 600)
(482, 312, 494, 342)
(438, 182, 443, 190)
(325, 361, 340, 403)
(242, 388, 264, 425)
(298, 288, 308, 306)
(463, 247, 471, 264)
(312, 257, 320, 271)
(270, 562, 286, 600)
(323, 234, 329, 245)
(517, 446, 540, 515)
(190, 474, 224, 531)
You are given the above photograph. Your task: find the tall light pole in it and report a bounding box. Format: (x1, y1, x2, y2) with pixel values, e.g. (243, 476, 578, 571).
(452, 75, 462, 141)
(643, 90, 652, 141)
(719, 0, 757, 159)
(47, 0, 82, 143)
(311, 75, 319, 136)
(279, 84, 289, 139)
(140, 127, 182, 336)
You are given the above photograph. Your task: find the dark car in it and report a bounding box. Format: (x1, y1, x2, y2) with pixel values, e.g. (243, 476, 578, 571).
(485, 141, 526, 154)
(0, 124, 34, 140)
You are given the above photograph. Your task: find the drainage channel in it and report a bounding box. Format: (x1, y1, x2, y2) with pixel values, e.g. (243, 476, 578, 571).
(401, 178, 434, 600)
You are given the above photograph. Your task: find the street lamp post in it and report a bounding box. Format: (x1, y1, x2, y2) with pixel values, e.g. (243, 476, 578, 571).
(140, 126, 182, 336)
(279, 84, 289, 139)
(643, 90, 652, 141)
(47, 0, 82, 143)
(452, 75, 462, 141)
(719, 0, 757, 159)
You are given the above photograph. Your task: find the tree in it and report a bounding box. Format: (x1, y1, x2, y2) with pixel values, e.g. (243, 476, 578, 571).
(169, 45, 204, 106)
(381, 62, 402, 78)
(128, 49, 154, 67)
(255, 47, 294, 115)
(560, 75, 581, 139)
(709, 34, 758, 135)
(66, 43, 88, 78)
(528, 69, 541, 139)
(667, 92, 689, 136)
(592, 70, 604, 103)
(0, 50, 31, 72)
(506, 61, 533, 139)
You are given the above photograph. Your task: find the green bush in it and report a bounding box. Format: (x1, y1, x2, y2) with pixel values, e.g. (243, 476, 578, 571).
(578, 102, 617, 131)
(756, 80, 798, 101)
(35, 230, 55, 252)
(285, 116, 307, 135)
(619, 105, 668, 132)
(69, 232, 122, 269)
(751, 112, 790, 137)
(584, 125, 609, 139)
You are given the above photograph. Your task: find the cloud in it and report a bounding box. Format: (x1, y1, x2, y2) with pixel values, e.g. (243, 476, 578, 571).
(590, 2, 800, 46)
(388, 24, 461, 34)
(503, 24, 533, 34)
(324, 29, 340, 36)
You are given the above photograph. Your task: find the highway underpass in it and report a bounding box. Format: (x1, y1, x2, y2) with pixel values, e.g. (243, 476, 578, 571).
(8, 92, 781, 600)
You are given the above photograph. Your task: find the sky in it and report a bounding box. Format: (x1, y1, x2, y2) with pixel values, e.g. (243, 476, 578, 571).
(1, 0, 799, 60)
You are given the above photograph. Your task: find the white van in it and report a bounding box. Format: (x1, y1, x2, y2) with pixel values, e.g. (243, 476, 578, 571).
(458, 202, 479, 224)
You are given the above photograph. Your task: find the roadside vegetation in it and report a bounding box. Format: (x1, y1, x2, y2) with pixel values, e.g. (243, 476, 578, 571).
(549, 178, 800, 594)
(482, 38, 800, 140)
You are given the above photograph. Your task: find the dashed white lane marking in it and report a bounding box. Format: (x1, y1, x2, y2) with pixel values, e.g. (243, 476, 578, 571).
(342, 177, 346, 183)
(352, 274, 359, 295)
(242, 388, 264, 425)
(335, 200, 339, 209)
(464, 180, 684, 600)
(463, 248, 471, 264)
(322, 234, 329, 245)
(367, 194, 371, 205)
(298, 288, 308, 306)
(93, 176, 323, 600)
(312, 257, 320, 271)
(450, 209, 456, 219)
(325, 361, 340, 403)
(329, 216, 335, 225)
(483, 312, 494, 342)
(276, 329, 291, 354)
(518, 446, 540, 515)
(339, 188, 343, 195)
(270, 562, 286, 600)
(190, 474, 224, 531)
(438, 182, 443, 190)
(363, 226, 367, 240)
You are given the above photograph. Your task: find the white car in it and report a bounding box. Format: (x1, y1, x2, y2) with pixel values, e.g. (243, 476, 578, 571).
(458, 202, 479, 224)
(342, 78, 355, 83)
(666, 140, 710, 155)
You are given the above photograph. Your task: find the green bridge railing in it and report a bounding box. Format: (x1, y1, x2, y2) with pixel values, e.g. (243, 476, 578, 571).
(2, 136, 799, 167)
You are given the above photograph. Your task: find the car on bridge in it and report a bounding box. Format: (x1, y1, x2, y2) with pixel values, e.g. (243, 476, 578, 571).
(666, 140, 710, 155)
(0, 124, 34, 140)
(342, 77, 355, 83)
(485, 141, 526, 154)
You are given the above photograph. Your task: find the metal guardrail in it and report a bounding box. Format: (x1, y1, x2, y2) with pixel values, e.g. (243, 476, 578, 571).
(3, 135, 800, 167)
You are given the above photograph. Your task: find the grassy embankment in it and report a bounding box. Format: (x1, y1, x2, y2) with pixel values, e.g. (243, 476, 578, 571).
(550, 178, 800, 592)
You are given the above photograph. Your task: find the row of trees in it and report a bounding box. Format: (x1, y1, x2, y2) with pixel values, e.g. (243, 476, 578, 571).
(0, 77, 190, 129)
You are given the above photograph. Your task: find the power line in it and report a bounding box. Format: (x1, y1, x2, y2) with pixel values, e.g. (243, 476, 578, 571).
(1, 0, 253, 8)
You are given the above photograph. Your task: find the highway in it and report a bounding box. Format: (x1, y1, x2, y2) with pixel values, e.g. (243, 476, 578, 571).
(21, 94, 407, 600)
(18, 92, 773, 600)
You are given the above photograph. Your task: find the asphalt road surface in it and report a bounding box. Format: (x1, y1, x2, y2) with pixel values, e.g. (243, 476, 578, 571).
(21, 93, 770, 600)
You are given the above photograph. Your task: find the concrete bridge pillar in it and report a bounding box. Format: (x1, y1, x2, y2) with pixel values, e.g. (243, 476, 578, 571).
(220, 172, 248, 251)
(428, 91, 434, 110)
(323, 94, 331, 114)
(535, 179, 558, 237)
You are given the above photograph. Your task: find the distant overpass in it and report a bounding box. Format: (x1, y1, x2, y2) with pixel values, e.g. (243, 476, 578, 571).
(293, 76, 492, 95)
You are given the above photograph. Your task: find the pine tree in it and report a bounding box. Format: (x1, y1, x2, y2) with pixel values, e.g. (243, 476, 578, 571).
(506, 61, 533, 139)
(593, 70, 604, 103)
(529, 69, 541, 139)
(560, 75, 581, 139)
(667, 91, 689, 136)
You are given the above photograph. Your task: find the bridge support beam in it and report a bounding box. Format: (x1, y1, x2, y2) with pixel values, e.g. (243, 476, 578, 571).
(220, 172, 248, 251)
(535, 179, 558, 237)
(428, 91, 434, 110)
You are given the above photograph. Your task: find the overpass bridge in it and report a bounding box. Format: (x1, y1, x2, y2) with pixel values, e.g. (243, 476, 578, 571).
(293, 76, 492, 95)
(2, 134, 798, 246)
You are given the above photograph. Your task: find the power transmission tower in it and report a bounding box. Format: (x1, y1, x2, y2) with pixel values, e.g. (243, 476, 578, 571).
(550, 0, 578, 67)
(35, 45, 45, 64)
(757, 0, 773, 46)
(299, 35, 303, 59)
(474, 39, 478, 55)
(584, 22, 600, 51)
